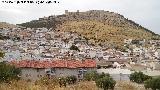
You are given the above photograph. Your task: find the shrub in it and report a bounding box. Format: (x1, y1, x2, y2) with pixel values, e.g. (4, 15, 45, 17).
(129, 72, 152, 84)
(0, 62, 21, 83)
(0, 52, 4, 58)
(84, 71, 116, 90)
(70, 45, 80, 51)
(84, 71, 99, 81)
(98, 72, 110, 79)
(144, 76, 160, 90)
(58, 77, 67, 87)
(66, 75, 77, 85)
(95, 75, 116, 90)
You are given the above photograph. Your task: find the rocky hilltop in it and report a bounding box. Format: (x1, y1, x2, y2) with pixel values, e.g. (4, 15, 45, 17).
(19, 10, 160, 49)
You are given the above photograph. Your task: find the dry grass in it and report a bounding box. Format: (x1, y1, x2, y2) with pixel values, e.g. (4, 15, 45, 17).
(0, 22, 17, 29)
(115, 81, 146, 90)
(0, 80, 146, 90)
(57, 20, 153, 49)
(0, 80, 98, 90)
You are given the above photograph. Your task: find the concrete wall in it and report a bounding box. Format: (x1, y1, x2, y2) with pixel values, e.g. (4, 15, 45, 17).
(20, 67, 95, 81)
(55, 68, 79, 77)
(55, 68, 95, 78)
(97, 68, 131, 81)
(21, 68, 46, 81)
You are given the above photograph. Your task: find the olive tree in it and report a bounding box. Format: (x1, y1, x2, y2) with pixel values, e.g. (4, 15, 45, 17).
(144, 76, 160, 90)
(84, 71, 116, 90)
(130, 72, 151, 84)
(95, 76, 116, 90)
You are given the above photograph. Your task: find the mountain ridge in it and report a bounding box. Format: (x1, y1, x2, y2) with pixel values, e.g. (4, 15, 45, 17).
(19, 10, 156, 34)
(18, 10, 160, 49)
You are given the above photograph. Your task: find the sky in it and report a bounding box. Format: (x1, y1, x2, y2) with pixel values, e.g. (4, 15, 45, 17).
(0, 0, 159, 34)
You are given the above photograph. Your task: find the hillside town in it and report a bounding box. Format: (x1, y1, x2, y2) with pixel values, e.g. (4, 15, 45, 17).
(0, 27, 160, 81)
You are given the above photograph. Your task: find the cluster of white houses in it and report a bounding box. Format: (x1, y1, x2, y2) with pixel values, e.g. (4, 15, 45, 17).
(1, 27, 160, 81)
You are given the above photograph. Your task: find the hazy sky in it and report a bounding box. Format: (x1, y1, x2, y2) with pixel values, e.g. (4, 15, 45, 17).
(0, 0, 159, 34)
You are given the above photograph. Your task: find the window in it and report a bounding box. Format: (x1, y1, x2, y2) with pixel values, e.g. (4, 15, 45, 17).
(46, 71, 50, 74)
(78, 68, 83, 74)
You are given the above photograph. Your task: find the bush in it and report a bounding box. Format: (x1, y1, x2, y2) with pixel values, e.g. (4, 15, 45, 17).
(58, 77, 67, 87)
(70, 45, 80, 51)
(98, 72, 110, 79)
(84, 71, 99, 81)
(0, 62, 21, 83)
(144, 76, 160, 90)
(95, 74, 116, 90)
(84, 71, 116, 90)
(129, 72, 152, 84)
(0, 52, 4, 58)
(66, 75, 77, 84)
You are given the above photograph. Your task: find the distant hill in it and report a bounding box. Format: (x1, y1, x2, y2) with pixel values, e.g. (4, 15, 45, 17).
(18, 10, 160, 49)
(0, 22, 17, 29)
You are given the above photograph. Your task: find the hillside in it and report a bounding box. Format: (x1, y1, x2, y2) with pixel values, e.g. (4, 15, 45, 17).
(18, 10, 160, 49)
(57, 20, 154, 47)
(0, 22, 17, 29)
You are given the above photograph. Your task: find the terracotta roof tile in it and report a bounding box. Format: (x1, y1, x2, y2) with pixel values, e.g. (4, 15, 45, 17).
(10, 60, 96, 69)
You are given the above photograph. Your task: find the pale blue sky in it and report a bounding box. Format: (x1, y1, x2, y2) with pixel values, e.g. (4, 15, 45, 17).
(0, 0, 159, 34)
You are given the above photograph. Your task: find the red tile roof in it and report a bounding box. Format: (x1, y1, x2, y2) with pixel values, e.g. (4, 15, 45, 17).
(10, 60, 96, 69)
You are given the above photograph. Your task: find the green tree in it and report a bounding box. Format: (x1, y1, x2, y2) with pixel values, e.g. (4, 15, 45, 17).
(84, 71, 116, 90)
(144, 76, 160, 90)
(95, 76, 116, 90)
(69, 45, 80, 51)
(98, 72, 110, 79)
(130, 72, 152, 84)
(0, 62, 21, 83)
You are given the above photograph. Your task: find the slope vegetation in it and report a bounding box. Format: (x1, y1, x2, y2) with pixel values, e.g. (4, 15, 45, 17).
(57, 20, 154, 47)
